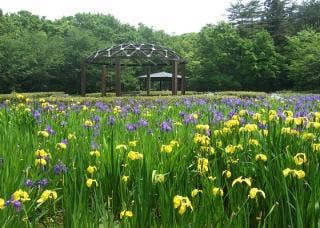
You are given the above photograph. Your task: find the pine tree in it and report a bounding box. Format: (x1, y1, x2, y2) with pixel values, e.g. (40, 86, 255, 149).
(227, 0, 263, 36)
(262, 0, 295, 47)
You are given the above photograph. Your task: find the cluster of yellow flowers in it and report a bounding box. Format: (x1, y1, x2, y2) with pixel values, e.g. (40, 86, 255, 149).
(38, 130, 49, 138)
(84, 120, 94, 127)
(160, 140, 179, 154)
(293, 153, 307, 165)
(90, 150, 101, 157)
(34, 149, 51, 167)
(197, 157, 209, 174)
(281, 127, 300, 136)
(193, 133, 210, 146)
(0, 198, 4, 209)
(255, 153, 268, 162)
(196, 124, 210, 133)
(86, 149, 100, 188)
(248, 188, 266, 199)
(268, 110, 279, 121)
(224, 116, 240, 129)
(282, 168, 305, 179)
(225, 144, 243, 154)
(152, 170, 165, 184)
(312, 143, 320, 152)
(116, 144, 128, 151)
(127, 151, 143, 160)
(120, 210, 133, 219)
(37, 190, 58, 205)
(68, 132, 77, 140)
(56, 142, 67, 150)
(306, 121, 320, 129)
(194, 127, 215, 154)
(112, 106, 122, 115)
(239, 123, 258, 133)
(212, 187, 224, 197)
(248, 139, 260, 147)
(173, 195, 193, 215)
(232, 176, 252, 187)
(13, 189, 31, 203)
(301, 132, 315, 141)
(222, 170, 232, 178)
(86, 178, 99, 188)
(191, 189, 202, 198)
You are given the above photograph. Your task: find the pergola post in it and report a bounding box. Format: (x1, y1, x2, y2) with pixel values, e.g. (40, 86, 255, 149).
(101, 65, 107, 97)
(115, 60, 121, 96)
(146, 67, 151, 96)
(80, 63, 86, 97)
(181, 63, 186, 95)
(172, 60, 178, 95)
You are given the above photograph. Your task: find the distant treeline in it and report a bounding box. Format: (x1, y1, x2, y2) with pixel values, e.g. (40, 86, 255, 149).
(0, 0, 320, 94)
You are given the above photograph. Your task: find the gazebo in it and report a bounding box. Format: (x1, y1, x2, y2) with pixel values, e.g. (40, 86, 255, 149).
(138, 71, 183, 91)
(81, 43, 187, 96)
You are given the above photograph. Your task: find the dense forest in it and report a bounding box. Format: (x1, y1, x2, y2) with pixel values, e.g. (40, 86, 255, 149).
(0, 0, 320, 94)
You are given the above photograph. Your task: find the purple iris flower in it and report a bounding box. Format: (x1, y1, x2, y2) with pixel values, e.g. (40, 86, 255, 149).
(5, 198, 22, 212)
(12, 200, 22, 212)
(138, 119, 148, 127)
(108, 116, 116, 126)
(55, 161, 68, 175)
(160, 121, 172, 132)
(133, 106, 141, 115)
(93, 115, 100, 124)
(37, 178, 49, 187)
(91, 141, 98, 150)
(183, 114, 198, 125)
(179, 111, 186, 117)
(45, 126, 55, 135)
(24, 179, 34, 187)
(213, 111, 224, 123)
(126, 123, 137, 131)
(33, 110, 41, 122)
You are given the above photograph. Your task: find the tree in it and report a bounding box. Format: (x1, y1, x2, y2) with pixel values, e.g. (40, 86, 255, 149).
(262, 0, 295, 47)
(241, 30, 281, 90)
(197, 23, 246, 91)
(0, 31, 65, 92)
(286, 30, 320, 90)
(294, 0, 320, 32)
(227, 0, 264, 36)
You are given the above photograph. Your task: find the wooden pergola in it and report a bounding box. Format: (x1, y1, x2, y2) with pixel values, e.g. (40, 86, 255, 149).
(81, 43, 187, 96)
(138, 71, 183, 92)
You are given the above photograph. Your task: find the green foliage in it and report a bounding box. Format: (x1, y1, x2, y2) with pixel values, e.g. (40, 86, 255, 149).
(286, 30, 320, 90)
(0, 30, 65, 93)
(0, 94, 320, 226)
(0, 1, 320, 93)
(227, 0, 264, 36)
(291, 0, 320, 32)
(196, 23, 280, 91)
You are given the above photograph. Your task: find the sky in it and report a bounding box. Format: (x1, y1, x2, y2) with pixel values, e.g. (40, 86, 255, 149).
(0, 0, 236, 35)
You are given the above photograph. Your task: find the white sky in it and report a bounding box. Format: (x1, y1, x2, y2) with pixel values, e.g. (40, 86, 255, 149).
(0, 0, 236, 35)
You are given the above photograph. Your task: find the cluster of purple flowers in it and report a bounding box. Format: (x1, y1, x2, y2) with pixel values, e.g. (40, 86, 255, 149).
(45, 125, 55, 135)
(24, 178, 49, 188)
(126, 123, 138, 131)
(54, 161, 68, 175)
(108, 116, 116, 126)
(4, 198, 23, 212)
(183, 114, 198, 125)
(160, 121, 172, 132)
